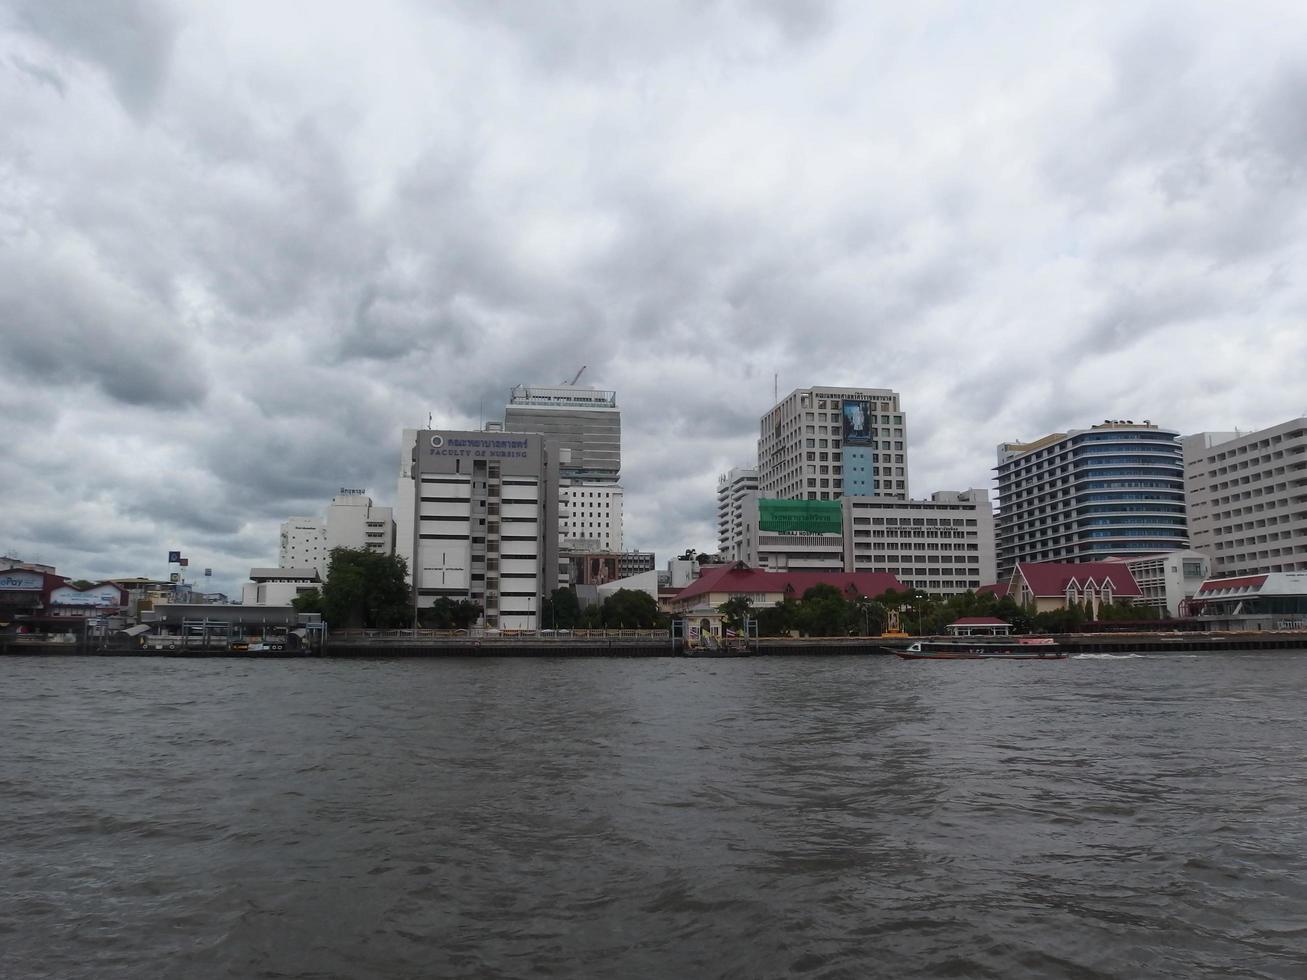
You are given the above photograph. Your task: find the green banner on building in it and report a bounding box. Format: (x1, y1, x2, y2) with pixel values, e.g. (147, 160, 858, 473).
(757, 498, 843, 534)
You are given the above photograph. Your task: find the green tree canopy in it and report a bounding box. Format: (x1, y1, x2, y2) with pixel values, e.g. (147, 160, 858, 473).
(322, 548, 411, 629)
(601, 589, 664, 629)
(541, 587, 582, 629)
(795, 583, 850, 637)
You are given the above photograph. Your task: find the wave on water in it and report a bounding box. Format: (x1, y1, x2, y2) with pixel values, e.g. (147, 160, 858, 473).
(1074, 653, 1144, 660)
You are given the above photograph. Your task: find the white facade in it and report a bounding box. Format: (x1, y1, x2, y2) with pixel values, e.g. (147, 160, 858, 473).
(596, 569, 659, 604)
(326, 493, 394, 558)
(1101, 550, 1211, 616)
(242, 568, 321, 607)
(562, 483, 624, 552)
(757, 386, 908, 502)
(401, 429, 559, 631)
(1182, 419, 1307, 576)
(843, 490, 996, 594)
(280, 518, 326, 572)
(716, 467, 758, 560)
(279, 493, 394, 578)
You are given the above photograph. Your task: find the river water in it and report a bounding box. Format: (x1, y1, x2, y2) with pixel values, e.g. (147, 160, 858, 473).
(2, 652, 1306, 979)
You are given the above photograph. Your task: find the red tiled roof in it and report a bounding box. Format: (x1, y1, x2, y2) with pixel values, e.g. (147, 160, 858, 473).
(672, 564, 904, 603)
(1197, 574, 1268, 594)
(1015, 562, 1143, 597)
(976, 583, 1009, 598)
(950, 616, 1009, 626)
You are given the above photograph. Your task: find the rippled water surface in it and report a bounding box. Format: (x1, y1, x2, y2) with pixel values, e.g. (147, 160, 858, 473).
(4, 652, 1307, 979)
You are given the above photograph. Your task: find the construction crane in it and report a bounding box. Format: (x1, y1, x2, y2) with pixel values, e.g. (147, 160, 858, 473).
(562, 365, 587, 386)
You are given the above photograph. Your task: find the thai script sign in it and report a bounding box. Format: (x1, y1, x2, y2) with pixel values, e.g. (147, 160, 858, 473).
(427, 434, 531, 460)
(757, 499, 843, 534)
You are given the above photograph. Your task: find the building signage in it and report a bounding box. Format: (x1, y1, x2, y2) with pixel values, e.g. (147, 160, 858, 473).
(757, 499, 843, 534)
(168, 551, 181, 563)
(841, 399, 874, 446)
(427, 434, 531, 460)
(50, 586, 121, 607)
(0, 571, 42, 591)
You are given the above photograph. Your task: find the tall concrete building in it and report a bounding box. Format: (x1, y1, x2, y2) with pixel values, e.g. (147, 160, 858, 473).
(1182, 418, 1307, 576)
(504, 383, 620, 483)
(758, 386, 908, 502)
(994, 421, 1188, 580)
(716, 467, 758, 560)
(396, 429, 559, 630)
(504, 381, 624, 587)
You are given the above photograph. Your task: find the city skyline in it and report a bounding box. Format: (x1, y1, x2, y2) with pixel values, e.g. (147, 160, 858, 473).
(5, 2, 1307, 596)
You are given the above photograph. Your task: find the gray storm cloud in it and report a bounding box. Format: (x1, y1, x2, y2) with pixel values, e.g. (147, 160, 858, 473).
(2, 0, 1306, 594)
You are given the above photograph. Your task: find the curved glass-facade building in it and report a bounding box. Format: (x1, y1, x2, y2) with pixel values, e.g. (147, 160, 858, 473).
(995, 422, 1188, 580)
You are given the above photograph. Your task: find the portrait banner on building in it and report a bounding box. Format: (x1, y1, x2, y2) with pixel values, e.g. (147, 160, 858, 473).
(841, 399, 874, 446)
(757, 499, 843, 534)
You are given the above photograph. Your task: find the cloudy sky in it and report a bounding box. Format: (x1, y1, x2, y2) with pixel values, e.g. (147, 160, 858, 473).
(4, 0, 1307, 595)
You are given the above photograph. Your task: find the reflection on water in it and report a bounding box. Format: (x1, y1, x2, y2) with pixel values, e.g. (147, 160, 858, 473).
(3, 653, 1306, 979)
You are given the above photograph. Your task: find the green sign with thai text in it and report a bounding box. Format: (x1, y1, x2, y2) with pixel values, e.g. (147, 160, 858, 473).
(757, 499, 842, 534)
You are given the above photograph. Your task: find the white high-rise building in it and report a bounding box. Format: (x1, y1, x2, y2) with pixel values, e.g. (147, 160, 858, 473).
(758, 386, 908, 501)
(397, 428, 560, 630)
(562, 484, 623, 552)
(717, 467, 758, 560)
(1182, 418, 1307, 576)
(278, 492, 394, 578)
(279, 518, 326, 572)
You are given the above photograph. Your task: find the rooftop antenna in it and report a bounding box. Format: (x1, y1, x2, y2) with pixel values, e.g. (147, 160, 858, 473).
(773, 372, 778, 404)
(562, 365, 587, 386)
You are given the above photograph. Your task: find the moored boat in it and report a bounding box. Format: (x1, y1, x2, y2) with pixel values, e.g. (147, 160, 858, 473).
(893, 637, 1065, 660)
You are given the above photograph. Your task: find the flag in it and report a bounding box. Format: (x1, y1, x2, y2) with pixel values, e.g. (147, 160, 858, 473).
(179, 558, 189, 567)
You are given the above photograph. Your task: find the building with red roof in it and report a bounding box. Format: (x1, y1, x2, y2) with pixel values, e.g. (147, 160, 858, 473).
(1006, 561, 1143, 618)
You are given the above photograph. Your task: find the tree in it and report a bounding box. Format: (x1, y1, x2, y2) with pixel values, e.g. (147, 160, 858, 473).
(601, 589, 664, 629)
(718, 596, 753, 634)
(755, 598, 798, 637)
(321, 548, 412, 629)
(292, 588, 324, 615)
(541, 587, 582, 629)
(795, 584, 850, 637)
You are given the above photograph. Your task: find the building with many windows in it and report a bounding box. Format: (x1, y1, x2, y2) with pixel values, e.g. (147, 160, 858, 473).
(1181, 418, 1307, 576)
(562, 483, 623, 552)
(757, 386, 908, 502)
(504, 383, 620, 483)
(994, 421, 1188, 580)
(396, 429, 559, 630)
(843, 490, 996, 594)
(716, 467, 758, 560)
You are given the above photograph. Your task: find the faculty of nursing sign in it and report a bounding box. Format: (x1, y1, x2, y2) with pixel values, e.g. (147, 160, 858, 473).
(427, 434, 530, 460)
